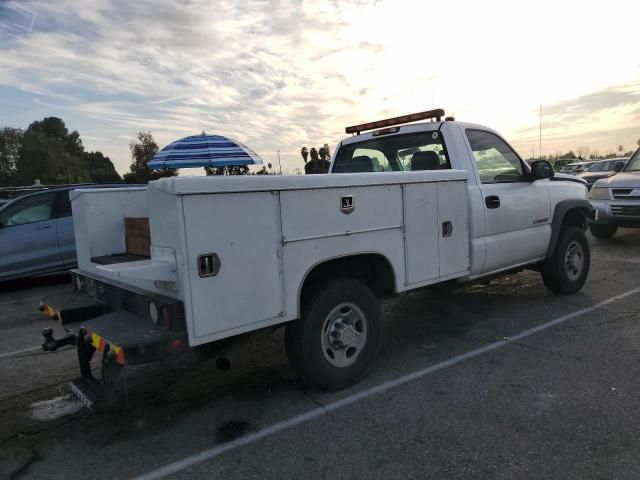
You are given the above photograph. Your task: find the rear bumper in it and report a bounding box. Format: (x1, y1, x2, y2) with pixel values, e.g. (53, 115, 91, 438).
(80, 310, 187, 365)
(40, 276, 188, 407)
(40, 291, 105, 324)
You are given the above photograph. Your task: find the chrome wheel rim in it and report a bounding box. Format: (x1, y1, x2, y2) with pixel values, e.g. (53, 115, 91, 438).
(564, 240, 584, 281)
(321, 302, 368, 368)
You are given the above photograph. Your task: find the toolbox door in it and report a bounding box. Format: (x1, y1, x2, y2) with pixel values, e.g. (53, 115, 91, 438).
(182, 192, 284, 339)
(403, 183, 440, 285)
(437, 181, 470, 277)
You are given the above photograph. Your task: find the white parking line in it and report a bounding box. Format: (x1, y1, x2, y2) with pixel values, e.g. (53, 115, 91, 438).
(135, 285, 640, 480)
(0, 346, 41, 359)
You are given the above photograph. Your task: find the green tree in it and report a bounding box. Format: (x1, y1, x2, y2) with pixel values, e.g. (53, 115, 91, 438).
(559, 150, 577, 160)
(0, 127, 22, 186)
(16, 117, 89, 185)
(83, 151, 121, 182)
(123, 132, 177, 183)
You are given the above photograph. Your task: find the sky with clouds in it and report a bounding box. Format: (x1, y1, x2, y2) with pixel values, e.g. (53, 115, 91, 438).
(1, 0, 639, 175)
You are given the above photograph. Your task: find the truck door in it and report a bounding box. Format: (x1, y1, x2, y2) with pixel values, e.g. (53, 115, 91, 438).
(464, 129, 551, 272)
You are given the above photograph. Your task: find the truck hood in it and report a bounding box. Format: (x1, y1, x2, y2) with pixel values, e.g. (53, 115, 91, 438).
(552, 173, 588, 185)
(593, 171, 640, 188)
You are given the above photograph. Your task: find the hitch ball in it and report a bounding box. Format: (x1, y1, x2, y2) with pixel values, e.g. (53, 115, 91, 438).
(41, 327, 56, 351)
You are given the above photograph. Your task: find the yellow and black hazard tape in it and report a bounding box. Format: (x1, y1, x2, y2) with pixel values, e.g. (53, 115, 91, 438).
(88, 331, 125, 365)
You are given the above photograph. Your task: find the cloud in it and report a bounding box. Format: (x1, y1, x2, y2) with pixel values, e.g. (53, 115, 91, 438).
(508, 81, 640, 156)
(2, 0, 640, 172)
(0, 0, 374, 172)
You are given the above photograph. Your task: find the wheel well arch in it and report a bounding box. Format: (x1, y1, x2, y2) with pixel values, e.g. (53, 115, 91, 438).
(298, 253, 397, 316)
(546, 199, 592, 259)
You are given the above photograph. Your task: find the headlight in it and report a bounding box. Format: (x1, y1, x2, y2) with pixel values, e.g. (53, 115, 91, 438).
(74, 275, 83, 292)
(589, 187, 610, 200)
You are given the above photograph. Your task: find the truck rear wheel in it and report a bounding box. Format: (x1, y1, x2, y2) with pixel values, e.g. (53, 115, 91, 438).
(589, 223, 618, 239)
(542, 226, 590, 295)
(285, 278, 383, 390)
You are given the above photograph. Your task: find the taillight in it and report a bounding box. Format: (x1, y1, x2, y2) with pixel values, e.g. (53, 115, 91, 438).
(161, 305, 171, 330)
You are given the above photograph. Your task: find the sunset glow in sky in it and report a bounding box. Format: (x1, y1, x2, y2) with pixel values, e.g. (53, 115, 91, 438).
(1, 0, 639, 174)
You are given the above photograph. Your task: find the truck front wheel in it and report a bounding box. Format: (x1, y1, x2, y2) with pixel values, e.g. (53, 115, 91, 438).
(285, 278, 383, 390)
(589, 223, 618, 239)
(541, 226, 590, 295)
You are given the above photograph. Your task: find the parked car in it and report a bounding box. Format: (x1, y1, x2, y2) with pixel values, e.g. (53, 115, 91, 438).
(560, 161, 597, 175)
(589, 148, 640, 238)
(0, 184, 136, 281)
(552, 159, 572, 172)
(578, 158, 627, 189)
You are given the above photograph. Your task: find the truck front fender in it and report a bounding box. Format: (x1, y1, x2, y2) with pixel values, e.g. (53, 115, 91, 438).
(546, 199, 592, 259)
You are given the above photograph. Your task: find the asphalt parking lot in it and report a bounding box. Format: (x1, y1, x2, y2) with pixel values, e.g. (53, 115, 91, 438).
(1, 229, 640, 480)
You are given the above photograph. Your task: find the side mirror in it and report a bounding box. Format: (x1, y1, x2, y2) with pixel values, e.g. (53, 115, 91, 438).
(531, 160, 554, 181)
(614, 162, 624, 173)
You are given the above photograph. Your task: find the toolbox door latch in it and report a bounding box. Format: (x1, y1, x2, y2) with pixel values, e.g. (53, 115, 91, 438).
(198, 253, 221, 277)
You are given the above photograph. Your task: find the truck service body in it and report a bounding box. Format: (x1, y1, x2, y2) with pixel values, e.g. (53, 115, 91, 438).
(40, 111, 592, 404)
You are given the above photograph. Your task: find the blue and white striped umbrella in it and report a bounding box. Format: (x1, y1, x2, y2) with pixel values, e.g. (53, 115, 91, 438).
(147, 133, 263, 169)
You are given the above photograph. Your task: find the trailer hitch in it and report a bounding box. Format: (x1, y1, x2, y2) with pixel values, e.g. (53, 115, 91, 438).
(41, 327, 77, 352)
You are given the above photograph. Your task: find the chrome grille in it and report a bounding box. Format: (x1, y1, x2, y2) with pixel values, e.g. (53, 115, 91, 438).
(612, 188, 640, 200)
(611, 205, 640, 217)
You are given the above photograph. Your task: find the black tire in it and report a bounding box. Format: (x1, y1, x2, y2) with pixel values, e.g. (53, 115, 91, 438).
(542, 226, 590, 295)
(285, 278, 383, 390)
(589, 223, 618, 239)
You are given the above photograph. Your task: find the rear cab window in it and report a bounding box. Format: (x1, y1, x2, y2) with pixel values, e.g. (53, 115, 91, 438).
(332, 132, 450, 173)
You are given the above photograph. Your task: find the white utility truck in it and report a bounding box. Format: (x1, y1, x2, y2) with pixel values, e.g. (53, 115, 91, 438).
(41, 109, 592, 405)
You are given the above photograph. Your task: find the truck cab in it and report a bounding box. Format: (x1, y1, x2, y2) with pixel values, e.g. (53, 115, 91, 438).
(330, 111, 590, 280)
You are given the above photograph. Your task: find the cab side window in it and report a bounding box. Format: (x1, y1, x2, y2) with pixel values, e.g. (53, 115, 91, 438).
(466, 130, 525, 184)
(0, 193, 57, 227)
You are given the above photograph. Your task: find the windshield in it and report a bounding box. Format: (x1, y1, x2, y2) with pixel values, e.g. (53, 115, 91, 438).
(625, 149, 640, 171)
(588, 161, 615, 172)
